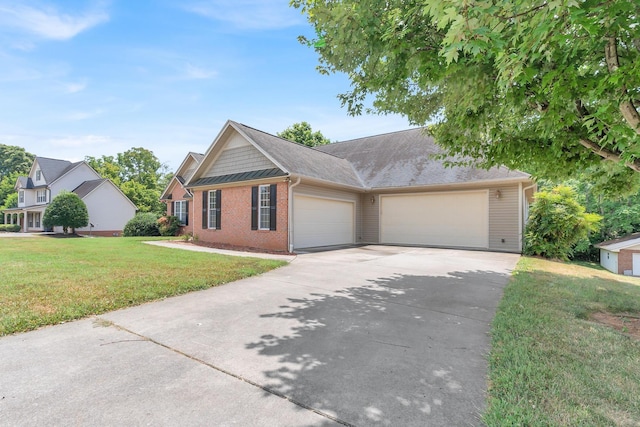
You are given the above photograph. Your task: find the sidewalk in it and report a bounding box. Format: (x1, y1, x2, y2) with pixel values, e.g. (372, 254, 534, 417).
(143, 240, 297, 262)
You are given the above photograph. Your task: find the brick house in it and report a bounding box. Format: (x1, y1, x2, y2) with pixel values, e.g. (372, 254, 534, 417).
(172, 120, 535, 253)
(160, 152, 203, 233)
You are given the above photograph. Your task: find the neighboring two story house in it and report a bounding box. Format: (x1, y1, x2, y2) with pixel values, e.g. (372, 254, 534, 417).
(3, 157, 137, 236)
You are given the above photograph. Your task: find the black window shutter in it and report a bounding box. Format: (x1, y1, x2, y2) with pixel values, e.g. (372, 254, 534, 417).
(185, 200, 189, 226)
(202, 191, 208, 229)
(251, 186, 258, 230)
(269, 184, 277, 231)
(215, 189, 221, 230)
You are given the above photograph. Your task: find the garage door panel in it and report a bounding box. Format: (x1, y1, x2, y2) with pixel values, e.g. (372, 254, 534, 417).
(381, 192, 488, 248)
(294, 195, 354, 248)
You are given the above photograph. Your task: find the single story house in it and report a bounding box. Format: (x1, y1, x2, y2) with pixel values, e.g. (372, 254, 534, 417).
(160, 152, 204, 231)
(174, 120, 535, 253)
(3, 157, 137, 236)
(596, 233, 640, 276)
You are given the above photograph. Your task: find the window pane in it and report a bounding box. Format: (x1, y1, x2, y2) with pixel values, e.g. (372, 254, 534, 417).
(259, 185, 270, 229)
(208, 191, 217, 229)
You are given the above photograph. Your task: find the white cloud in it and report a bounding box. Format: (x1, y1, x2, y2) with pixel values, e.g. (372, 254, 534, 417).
(184, 0, 303, 30)
(184, 63, 217, 80)
(0, 3, 109, 41)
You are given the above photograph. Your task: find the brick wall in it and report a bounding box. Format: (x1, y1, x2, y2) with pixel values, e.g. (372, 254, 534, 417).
(165, 181, 189, 235)
(192, 181, 289, 252)
(617, 249, 640, 274)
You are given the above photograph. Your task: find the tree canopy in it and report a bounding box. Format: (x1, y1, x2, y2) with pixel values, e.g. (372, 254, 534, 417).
(42, 191, 89, 234)
(86, 147, 168, 214)
(292, 0, 640, 182)
(277, 121, 331, 147)
(0, 144, 34, 182)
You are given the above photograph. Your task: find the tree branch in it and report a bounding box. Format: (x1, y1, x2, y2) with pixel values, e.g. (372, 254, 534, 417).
(605, 37, 640, 135)
(578, 137, 640, 172)
(499, 2, 549, 21)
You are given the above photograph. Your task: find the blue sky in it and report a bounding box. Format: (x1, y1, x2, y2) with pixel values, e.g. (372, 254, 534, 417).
(0, 1, 411, 170)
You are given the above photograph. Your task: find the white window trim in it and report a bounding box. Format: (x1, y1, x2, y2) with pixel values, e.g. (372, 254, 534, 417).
(258, 184, 270, 230)
(208, 190, 217, 229)
(174, 200, 187, 226)
(36, 189, 47, 204)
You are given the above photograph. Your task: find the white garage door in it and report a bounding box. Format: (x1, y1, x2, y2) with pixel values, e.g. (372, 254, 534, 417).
(380, 191, 488, 248)
(293, 195, 354, 248)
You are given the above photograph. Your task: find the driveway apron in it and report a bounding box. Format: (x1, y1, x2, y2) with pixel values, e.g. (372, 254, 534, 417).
(0, 246, 519, 426)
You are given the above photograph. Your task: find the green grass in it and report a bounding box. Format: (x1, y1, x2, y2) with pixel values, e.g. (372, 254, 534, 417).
(0, 236, 286, 336)
(484, 257, 640, 426)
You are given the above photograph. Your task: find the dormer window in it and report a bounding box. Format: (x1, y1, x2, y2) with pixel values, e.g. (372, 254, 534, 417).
(36, 170, 41, 181)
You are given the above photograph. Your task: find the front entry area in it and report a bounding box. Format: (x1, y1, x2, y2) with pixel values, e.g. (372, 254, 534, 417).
(380, 191, 489, 249)
(293, 195, 355, 249)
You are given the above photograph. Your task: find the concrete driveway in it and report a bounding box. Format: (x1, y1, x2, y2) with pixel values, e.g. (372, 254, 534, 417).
(0, 246, 519, 426)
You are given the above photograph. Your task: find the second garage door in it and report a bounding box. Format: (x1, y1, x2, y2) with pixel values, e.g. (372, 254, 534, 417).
(293, 195, 355, 249)
(380, 191, 488, 248)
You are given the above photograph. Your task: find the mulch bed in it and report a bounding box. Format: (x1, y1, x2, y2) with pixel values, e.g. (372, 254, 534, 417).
(590, 312, 640, 340)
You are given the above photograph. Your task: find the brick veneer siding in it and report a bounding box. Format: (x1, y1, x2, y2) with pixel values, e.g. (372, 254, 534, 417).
(164, 180, 190, 235)
(617, 249, 640, 275)
(192, 181, 289, 252)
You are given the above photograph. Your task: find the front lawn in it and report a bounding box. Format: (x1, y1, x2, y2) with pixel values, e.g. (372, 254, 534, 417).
(485, 257, 640, 425)
(0, 236, 286, 336)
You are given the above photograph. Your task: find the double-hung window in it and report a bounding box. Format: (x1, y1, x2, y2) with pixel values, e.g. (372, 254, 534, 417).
(173, 200, 188, 226)
(36, 189, 46, 204)
(18, 190, 24, 204)
(36, 170, 41, 181)
(251, 184, 276, 231)
(203, 190, 221, 230)
(259, 185, 270, 230)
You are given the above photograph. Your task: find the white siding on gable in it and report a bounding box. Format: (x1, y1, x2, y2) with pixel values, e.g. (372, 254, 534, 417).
(488, 185, 521, 252)
(600, 249, 618, 274)
(205, 146, 276, 178)
(225, 133, 251, 149)
(50, 164, 100, 199)
(75, 182, 136, 233)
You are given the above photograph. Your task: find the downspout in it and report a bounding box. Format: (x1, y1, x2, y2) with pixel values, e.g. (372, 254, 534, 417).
(520, 183, 536, 252)
(288, 176, 301, 253)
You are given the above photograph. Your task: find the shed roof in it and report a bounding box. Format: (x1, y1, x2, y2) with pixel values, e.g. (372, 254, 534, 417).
(595, 233, 640, 252)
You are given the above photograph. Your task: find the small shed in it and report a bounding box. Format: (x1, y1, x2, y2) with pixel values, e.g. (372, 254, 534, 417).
(595, 233, 640, 276)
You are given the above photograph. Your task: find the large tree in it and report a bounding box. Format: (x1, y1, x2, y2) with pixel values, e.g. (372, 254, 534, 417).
(0, 144, 34, 182)
(277, 122, 331, 147)
(292, 0, 640, 182)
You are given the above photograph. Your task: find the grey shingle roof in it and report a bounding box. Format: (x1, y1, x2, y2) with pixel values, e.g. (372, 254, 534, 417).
(315, 128, 530, 188)
(36, 157, 80, 183)
(72, 179, 106, 199)
(232, 122, 364, 188)
(17, 176, 34, 189)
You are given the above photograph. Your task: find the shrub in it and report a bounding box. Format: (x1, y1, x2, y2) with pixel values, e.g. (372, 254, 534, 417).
(42, 191, 89, 234)
(157, 215, 181, 236)
(123, 213, 161, 237)
(524, 186, 602, 261)
(0, 224, 21, 232)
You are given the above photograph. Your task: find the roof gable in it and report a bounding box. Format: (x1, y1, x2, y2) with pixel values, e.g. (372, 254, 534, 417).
(32, 157, 73, 183)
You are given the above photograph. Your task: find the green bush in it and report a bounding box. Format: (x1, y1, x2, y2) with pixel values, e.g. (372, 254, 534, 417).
(524, 186, 602, 261)
(0, 224, 21, 232)
(123, 213, 161, 237)
(43, 191, 89, 234)
(158, 215, 181, 236)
